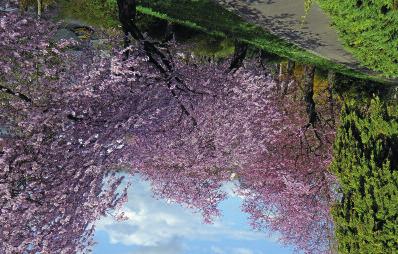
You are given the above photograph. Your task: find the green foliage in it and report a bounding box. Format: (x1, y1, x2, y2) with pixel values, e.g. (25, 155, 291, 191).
(59, 0, 119, 28)
(331, 97, 398, 253)
(189, 36, 235, 59)
(318, 0, 398, 78)
(304, 0, 314, 13)
(19, 0, 55, 13)
(301, 0, 314, 22)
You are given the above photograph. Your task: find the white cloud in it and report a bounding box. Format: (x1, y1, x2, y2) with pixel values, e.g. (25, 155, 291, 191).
(221, 181, 240, 198)
(210, 246, 264, 254)
(211, 246, 225, 254)
(96, 175, 263, 248)
(129, 238, 184, 254)
(232, 248, 254, 254)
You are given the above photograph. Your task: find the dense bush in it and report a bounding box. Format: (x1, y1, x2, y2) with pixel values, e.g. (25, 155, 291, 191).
(331, 97, 398, 253)
(318, 0, 398, 78)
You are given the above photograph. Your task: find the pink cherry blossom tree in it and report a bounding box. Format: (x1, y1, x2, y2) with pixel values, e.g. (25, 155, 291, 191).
(1, 10, 337, 254)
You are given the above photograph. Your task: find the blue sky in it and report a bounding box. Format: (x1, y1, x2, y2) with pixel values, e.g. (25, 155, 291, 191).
(93, 176, 296, 254)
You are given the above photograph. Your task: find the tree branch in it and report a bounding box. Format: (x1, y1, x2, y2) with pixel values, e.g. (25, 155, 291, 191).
(0, 84, 32, 103)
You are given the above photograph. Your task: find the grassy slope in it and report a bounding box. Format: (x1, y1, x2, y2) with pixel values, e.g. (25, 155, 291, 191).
(135, 0, 389, 81)
(317, 0, 398, 78)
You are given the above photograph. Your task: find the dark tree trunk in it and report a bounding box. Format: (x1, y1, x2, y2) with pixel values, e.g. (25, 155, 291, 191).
(303, 65, 318, 125)
(116, 0, 197, 126)
(275, 63, 282, 91)
(287, 60, 295, 78)
(282, 60, 295, 95)
(163, 21, 175, 43)
(117, 0, 137, 58)
(117, 0, 172, 71)
(327, 70, 336, 125)
(0, 85, 31, 103)
(228, 41, 248, 73)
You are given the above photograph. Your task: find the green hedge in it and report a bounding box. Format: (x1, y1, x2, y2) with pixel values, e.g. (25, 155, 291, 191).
(331, 97, 398, 253)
